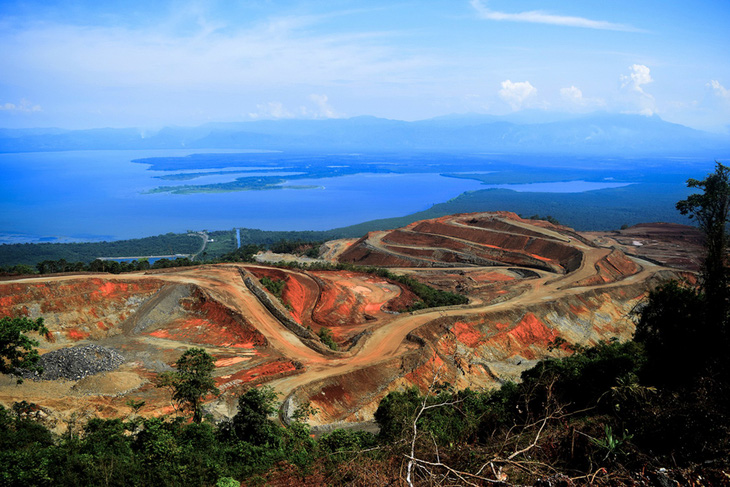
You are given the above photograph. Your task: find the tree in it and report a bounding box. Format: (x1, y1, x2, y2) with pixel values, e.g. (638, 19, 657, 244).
(676, 161, 730, 330)
(225, 386, 281, 446)
(0, 316, 49, 384)
(634, 162, 730, 385)
(156, 348, 219, 423)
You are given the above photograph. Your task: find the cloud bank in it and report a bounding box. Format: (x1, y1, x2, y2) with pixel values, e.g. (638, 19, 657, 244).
(470, 0, 639, 31)
(708, 80, 730, 101)
(499, 80, 537, 110)
(620, 65, 655, 116)
(0, 99, 41, 112)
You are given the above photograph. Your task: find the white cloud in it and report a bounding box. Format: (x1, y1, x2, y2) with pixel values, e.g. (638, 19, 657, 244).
(0, 99, 42, 112)
(620, 65, 655, 116)
(708, 80, 730, 100)
(560, 85, 583, 103)
(248, 101, 294, 120)
(0, 15, 437, 101)
(560, 85, 605, 109)
(638, 107, 654, 116)
(499, 80, 536, 110)
(308, 94, 339, 118)
(470, 0, 639, 31)
(620, 64, 653, 94)
(248, 95, 340, 120)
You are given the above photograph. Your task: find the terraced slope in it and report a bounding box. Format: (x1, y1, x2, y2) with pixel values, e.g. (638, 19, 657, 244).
(0, 212, 693, 431)
(338, 212, 584, 273)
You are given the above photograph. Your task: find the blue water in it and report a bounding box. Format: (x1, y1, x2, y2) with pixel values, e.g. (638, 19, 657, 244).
(0, 150, 489, 243)
(480, 180, 632, 193)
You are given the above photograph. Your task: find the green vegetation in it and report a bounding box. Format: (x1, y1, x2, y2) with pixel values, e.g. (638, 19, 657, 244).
(1, 256, 198, 277)
(317, 327, 338, 351)
(0, 233, 203, 268)
(146, 177, 320, 194)
(221, 244, 264, 263)
(155, 348, 219, 423)
(269, 239, 322, 258)
(259, 276, 285, 299)
(1, 333, 725, 485)
(523, 213, 561, 225)
(0, 317, 49, 384)
(676, 161, 730, 330)
(198, 230, 237, 261)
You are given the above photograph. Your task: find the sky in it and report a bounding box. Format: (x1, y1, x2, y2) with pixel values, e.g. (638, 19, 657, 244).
(1, 0, 729, 131)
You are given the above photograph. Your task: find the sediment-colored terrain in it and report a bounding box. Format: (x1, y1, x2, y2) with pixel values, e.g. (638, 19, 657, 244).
(0, 212, 696, 430)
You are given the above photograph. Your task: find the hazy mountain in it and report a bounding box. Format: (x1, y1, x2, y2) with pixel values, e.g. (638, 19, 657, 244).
(0, 113, 727, 156)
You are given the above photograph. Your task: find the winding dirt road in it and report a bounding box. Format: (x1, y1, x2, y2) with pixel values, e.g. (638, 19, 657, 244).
(1, 215, 673, 424)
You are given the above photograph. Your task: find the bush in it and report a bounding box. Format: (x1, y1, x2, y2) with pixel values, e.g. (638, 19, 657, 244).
(318, 327, 338, 351)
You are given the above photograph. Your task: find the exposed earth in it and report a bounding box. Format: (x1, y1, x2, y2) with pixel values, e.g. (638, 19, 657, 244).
(0, 212, 700, 432)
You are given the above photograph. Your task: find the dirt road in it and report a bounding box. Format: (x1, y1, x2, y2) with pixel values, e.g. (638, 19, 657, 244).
(1, 216, 668, 424)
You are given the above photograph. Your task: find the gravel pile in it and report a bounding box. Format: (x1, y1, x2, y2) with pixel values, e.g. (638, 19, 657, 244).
(17, 344, 125, 381)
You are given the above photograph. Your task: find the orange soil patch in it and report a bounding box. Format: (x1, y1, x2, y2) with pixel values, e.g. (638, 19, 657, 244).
(452, 321, 486, 348)
(281, 275, 308, 323)
(246, 266, 319, 325)
(309, 271, 410, 334)
(67, 329, 90, 341)
(341, 214, 583, 272)
(574, 249, 641, 287)
(0, 278, 163, 320)
(149, 318, 256, 348)
(470, 271, 516, 283)
(215, 356, 249, 367)
(178, 288, 267, 347)
(404, 352, 447, 389)
(505, 313, 558, 348)
(216, 359, 298, 388)
(472, 313, 560, 360)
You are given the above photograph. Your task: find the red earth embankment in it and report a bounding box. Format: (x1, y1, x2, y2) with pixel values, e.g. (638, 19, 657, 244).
(338, 212, 583, 273)
(571, 248, 641, 287)
(245, 266, 418, 342)
(148, 287, 267, 348)
(0, 278, 165, 343)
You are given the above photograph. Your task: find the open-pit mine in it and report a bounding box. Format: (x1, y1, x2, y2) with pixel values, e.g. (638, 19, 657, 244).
(0, 212, 701, 431)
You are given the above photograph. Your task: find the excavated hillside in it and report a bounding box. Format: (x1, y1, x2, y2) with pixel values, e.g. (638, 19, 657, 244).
(0, 212, 696, 431)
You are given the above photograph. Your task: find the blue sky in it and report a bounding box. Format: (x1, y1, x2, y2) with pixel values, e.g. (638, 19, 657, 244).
(1, 0, 729, 130)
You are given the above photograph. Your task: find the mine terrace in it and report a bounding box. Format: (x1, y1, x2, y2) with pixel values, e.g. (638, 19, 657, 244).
(0, 212, 701, 432)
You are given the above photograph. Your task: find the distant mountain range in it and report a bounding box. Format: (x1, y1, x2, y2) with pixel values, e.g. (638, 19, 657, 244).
(1, 112, 728, 156)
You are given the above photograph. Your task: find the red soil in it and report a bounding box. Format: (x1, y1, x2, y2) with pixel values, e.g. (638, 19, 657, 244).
(246, 266, 319, 324)
(310, 272, 367, 329)
(404, 351, 448, 389)
(152, 288, 267, 347)
(502, 313, 559, 355)
(216, 359, 299, 388)
(451, 321, 486, 348)
(67, 329, 90, 341)
(573, 249, 641, 287)
(0, 278, 163, 318)
(339, 214, 582, 272)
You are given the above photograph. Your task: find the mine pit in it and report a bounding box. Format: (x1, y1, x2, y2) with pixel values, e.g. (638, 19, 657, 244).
(0, 212, 698, 429)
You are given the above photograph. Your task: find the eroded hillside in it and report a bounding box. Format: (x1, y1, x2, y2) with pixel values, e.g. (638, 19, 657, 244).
(0, 212, 696, 430)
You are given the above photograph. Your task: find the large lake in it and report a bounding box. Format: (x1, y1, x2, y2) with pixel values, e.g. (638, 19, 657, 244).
(0, 149, 708, 243)
(0, 149, 497, 243)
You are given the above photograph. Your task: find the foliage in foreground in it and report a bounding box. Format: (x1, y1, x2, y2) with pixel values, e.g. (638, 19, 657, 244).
(0, 317, 49, 383)
(2, 335, 728, 486)
(155, 348, 219, 423)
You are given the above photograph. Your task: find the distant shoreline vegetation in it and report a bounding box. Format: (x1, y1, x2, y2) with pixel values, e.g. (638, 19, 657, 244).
(134, 152, 393, 194)
(145, 177, 321, 194)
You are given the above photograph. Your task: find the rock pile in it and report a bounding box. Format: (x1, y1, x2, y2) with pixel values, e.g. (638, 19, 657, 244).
(17, 344, 125, 381)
